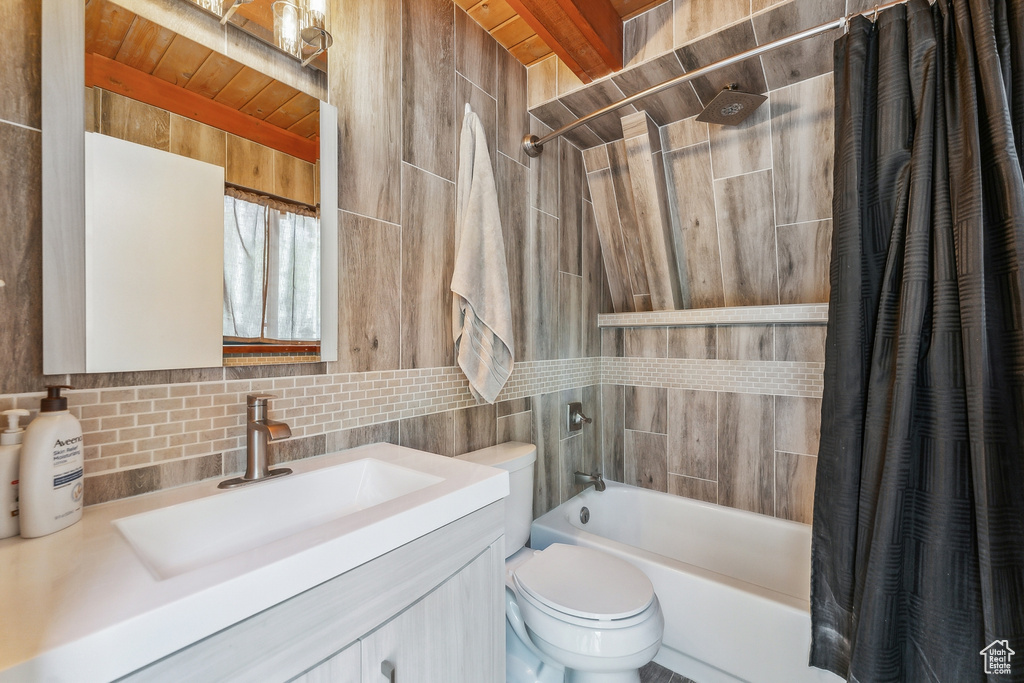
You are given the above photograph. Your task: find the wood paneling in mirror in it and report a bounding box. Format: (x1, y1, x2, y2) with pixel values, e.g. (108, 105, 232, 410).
(85, 0, 319, 162)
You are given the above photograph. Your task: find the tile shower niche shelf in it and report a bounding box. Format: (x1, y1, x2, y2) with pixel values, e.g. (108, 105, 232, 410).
(598, 304, 829, 328)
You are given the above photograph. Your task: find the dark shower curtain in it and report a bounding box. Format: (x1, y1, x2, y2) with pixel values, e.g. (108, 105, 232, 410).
(810, 0, 1024, 681)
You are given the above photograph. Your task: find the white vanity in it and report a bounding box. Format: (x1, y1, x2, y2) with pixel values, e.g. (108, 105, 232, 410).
(0, 444, 508, 682)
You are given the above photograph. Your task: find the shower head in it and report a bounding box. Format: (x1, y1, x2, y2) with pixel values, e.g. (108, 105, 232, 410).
(696, 85, 767, 126)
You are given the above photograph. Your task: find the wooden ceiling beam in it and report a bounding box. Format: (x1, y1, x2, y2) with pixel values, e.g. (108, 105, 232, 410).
(503, 0, 623, 82)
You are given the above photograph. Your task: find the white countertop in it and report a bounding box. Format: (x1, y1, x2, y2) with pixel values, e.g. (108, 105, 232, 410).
(0, 444, 508, 682)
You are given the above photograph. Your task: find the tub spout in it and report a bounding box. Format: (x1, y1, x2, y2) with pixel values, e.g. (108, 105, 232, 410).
(574, 471, 605, 492)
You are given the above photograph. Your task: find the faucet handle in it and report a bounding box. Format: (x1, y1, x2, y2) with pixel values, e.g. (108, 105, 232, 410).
(567, 401, 592, 432)
(247, 393, 278, 407)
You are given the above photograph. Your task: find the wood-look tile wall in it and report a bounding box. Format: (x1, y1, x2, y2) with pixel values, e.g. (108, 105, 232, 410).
(600, 323, 824, 523)
(527, 0, 849, 133)
(585, 69, 834, 314)
(0, 0, 607, 513)
(528, 0, 841, 317)
(327, 0, 609, 519)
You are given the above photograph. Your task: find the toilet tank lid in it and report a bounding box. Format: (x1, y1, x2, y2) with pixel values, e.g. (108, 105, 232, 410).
(455, 442, 536, 472)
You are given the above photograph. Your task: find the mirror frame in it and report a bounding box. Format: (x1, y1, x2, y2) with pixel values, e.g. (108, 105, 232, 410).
(41, 0, 338, 373)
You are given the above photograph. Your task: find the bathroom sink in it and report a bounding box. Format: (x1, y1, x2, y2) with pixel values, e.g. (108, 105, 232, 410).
(1, 444, 507, 683)
(114, 458, 443, 579)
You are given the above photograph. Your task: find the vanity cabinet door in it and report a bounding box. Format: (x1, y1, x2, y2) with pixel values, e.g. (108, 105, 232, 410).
(291, 641, 361, 683)
(360, 543, 504, 683)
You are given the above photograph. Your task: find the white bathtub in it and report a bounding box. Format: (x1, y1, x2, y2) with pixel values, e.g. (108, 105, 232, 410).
(530, 481, 842, 683)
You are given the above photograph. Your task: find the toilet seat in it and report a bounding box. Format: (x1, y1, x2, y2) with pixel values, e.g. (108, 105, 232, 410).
(513, 544, 655, 622)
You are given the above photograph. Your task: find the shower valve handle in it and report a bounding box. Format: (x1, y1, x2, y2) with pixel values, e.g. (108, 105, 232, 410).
(567, 402, 592, 432)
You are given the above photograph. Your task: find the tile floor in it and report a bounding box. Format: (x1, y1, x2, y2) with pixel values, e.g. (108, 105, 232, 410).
(640, 661, 698, 683)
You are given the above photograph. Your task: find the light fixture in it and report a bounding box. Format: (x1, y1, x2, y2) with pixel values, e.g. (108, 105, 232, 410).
(299, 25, 332, 67)
(191, 0, 333, 68)
(280, 0, 334, 67)
(306, 0, 326, 29)
(272, 1, 304, 59)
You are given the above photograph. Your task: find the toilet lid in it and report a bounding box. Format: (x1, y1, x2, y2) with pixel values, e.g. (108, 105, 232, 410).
(513, 544, 655, 620)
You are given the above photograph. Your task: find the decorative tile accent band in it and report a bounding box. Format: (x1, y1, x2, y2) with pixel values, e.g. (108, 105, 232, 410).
(0, 353, 820, 483)
(601, 357, 824, 398)
(599, 304, 830, 328)
(0, 359, 600, 478)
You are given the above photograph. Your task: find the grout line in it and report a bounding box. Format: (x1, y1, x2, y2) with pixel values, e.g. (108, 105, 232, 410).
(621, 384, 626, 482)
(777, 449, 819, 458)
(497, 149, 529, 172)
(706, 140, 729, 307)
(455, 69, 498, 105)
(668, 472, 718, 484)
(715, 391, 720, 503)
(401, 160, 455, 187)
(397, 0, 406, 375)
(712, 165, 775, 183)
(765, 80, 783, 309)
(623, 427, 668, 437)
(339, 208, 402, 229)
(772, 395, 777, 518)
(776, 217, 832, 229)
(0, 118, 42, 133)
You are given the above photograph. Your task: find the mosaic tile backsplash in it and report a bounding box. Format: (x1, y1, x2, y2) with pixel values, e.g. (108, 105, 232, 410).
(0, 324, 823, 519)
(0, 359, 594, 478)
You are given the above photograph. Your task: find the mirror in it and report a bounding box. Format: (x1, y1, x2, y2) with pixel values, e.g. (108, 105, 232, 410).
(41, 0, 338, 373)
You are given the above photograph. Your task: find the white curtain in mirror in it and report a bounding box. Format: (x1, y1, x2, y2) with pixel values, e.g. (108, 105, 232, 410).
(266, 209, 320, 341)
(223, 196, 268, 339)
(223, 194, 320, 342)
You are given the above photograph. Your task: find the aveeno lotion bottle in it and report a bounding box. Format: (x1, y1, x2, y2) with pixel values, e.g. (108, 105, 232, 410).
(20, 386, 84, 537)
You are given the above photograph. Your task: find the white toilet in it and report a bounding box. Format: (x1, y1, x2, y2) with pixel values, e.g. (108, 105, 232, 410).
(456, 442, 664, 683)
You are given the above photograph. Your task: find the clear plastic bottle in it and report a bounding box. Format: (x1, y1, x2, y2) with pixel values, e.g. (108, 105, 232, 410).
(19, 386, 84, 538)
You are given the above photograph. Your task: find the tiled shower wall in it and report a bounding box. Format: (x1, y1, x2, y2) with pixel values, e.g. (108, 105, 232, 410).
(576, 58, 834, 315)
(600, 323, 824, 523)
(566, 0, 839, 524)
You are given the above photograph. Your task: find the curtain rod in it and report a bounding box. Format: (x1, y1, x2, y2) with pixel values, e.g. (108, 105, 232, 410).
(224, 181, 319, 214)
(521, 0, 909, 157)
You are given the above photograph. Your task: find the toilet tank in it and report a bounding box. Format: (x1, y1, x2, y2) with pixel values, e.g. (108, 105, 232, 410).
(455, 442, 537, 558)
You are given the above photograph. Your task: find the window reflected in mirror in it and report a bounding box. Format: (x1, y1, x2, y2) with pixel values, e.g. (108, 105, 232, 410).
(223, 188, 321, 362)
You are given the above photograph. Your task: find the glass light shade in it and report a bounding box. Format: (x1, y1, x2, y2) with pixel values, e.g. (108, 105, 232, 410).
(306, 0, 326, 30)
(195, 0, 223, 16)
(273, 1, 303, 59)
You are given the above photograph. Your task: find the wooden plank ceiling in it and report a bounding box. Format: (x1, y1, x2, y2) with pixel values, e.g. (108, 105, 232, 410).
(457, 0, 669, 81)
(83, 0, 319, 161)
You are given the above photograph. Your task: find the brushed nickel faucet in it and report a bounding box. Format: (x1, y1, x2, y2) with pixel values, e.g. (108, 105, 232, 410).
(219, 393, 292, 489)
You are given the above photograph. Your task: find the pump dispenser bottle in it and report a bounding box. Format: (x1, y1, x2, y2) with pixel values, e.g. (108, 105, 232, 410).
(0, 408, 31, 539)
(20, 386, 85, 538)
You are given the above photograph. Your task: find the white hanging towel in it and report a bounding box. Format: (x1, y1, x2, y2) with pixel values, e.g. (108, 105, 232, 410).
(452, 104, 515, 404)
